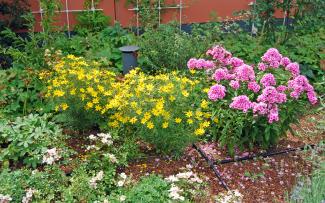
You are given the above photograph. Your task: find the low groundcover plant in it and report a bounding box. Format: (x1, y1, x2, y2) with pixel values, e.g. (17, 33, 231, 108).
(188, 46, 318, 154)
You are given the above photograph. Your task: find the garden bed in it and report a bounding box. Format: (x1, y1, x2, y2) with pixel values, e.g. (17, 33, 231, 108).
(120, 112, 324, 202)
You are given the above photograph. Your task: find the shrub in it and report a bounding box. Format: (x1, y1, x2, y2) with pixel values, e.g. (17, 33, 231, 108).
(138, 22, 220, 72)
(42, 55, 117, 130)
(106, 69, 212, 156)
(188, 46, 318, 154)
(0, 114, 67, 168)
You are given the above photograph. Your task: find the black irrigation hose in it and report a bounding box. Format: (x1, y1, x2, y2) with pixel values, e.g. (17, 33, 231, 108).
(192, 144, 230, 191)
(214, 144, 316, 165)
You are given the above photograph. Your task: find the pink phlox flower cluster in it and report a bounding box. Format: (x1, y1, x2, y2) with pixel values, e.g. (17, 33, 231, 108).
(229, 95, 252, 112)
(229, 80, 240, 90)
(268, 105, 279, 123)
(206, 45, 232, 65)
(260, 73, 276, 87)
(258, 62, 268, 71)
(276, 85, 287, 92)
(285, 62, 300, 77)
(288, 75, 317, 104)
(208, 84, 226, 101)
(280, 57, 291, 67)
(252, 102, 268, 115)
(248, 81, 261, 93)
(261, 48, 282, 68)
(213, 68, 229, 82)
(187, 58, 215, 69)
(257, 86, 287, 105)
(230, 57, 244, 67)
(234, 64, 255, 81)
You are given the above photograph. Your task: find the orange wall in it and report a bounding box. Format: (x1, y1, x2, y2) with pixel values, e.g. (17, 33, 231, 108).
(22, 0, 283, 32)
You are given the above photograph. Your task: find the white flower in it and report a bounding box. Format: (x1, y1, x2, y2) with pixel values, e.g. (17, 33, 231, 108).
(22, 189, 37, 203)
(89, 171, 104, 189)
(168, 185, 184, 201)
(107, 154, 118, 163)
(42, 148, 60, 165)
(165, 175, 179, 183)
(120, 173, 127, 179)
(176, 171, 193, 179)
(215, 190, 243, 203)
(119, 195, 126, 202)
(0, 194, 12, 203)
(117, 180, 125, 187)
(89, 134, 97, 140)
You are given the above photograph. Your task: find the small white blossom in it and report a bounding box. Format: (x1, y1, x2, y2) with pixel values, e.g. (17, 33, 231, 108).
(107, 154, 118, 163)
(120, 173, 127, 179)
(215, 190, 243, 203)
(119, 195, 126, 202)
(0, 194, 12, 203)
(89, 171, 104, 189)
(165, 175, 179, 183)
(22, 189, 37, 203)
(42, 148, 60, 165)
(117, 180, 125, 187)
(89, 134, 97, 140)
(168, 184, 184, 201)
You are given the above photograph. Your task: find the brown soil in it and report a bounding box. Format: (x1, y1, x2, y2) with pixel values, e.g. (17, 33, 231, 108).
(122, 112, 324, 203)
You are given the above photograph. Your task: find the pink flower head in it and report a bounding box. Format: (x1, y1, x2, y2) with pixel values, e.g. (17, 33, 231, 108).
(230, 57, 244, 67)
(229, 80, 240, 90)
(285, 62, 300, 77)
(276, 85, 287, 92)
(267, 105, 279, 123)
(287, 75, 316, 101)
(187, 58, 215, 69)
(257, 86, 282, 104)
(248, 81, 261, 93)
(260, 73, 276, 87)
(206, 45, 232, 66)
(208, 84, 226, 101)
(213, 68, 229, 82)
(258, 62, 268, 71)
(235, 64, 255, 81)
(229, 95, 252, 113)
(252, 102, 268, 115)
(261, 48, 282, 66)
(280, 57, 291, 67)
(307, 91, 317, 105)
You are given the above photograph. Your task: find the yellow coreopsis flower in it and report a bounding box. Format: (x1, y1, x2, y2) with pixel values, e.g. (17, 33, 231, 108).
(194, 128, 205, 136)
(162, 122, 169, 128)
(187, 119, 193, 124)
(175, 118, 182, 123)
(200, 100, 209, 109)
(53, 90, 65, 97)
(169, 95, 176, 102)
(129, 117, 138, 124)
(185, 111, 193, 118)
(147, 121, 154, 129)
(61, 103, 69, 111)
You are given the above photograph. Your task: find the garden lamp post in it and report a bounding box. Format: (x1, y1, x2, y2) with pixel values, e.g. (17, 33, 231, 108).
(119, 45, 140, 75)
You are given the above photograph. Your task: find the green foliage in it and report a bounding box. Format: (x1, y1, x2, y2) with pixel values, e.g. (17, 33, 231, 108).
(0, 68, 45, 117)
(123, 175, 170, 203)
(75, 0, 110, 34)
(139, 22, 220, 72)
(0, 114, 67, 168)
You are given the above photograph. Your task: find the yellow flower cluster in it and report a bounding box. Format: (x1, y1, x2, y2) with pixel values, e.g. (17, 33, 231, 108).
(42, 55, 217, 137)
(42, 55, 116, 113)
(107, 69, 213, 136)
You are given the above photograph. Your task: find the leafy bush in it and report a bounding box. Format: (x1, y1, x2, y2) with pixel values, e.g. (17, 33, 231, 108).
(106, 69, 212, 155)
(188, 46, 318, 154)
(42, 55, 117, 130)
(138, 22, 221, 72)
(0, 114, 67, 168)
(0, 68, 45, 118)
